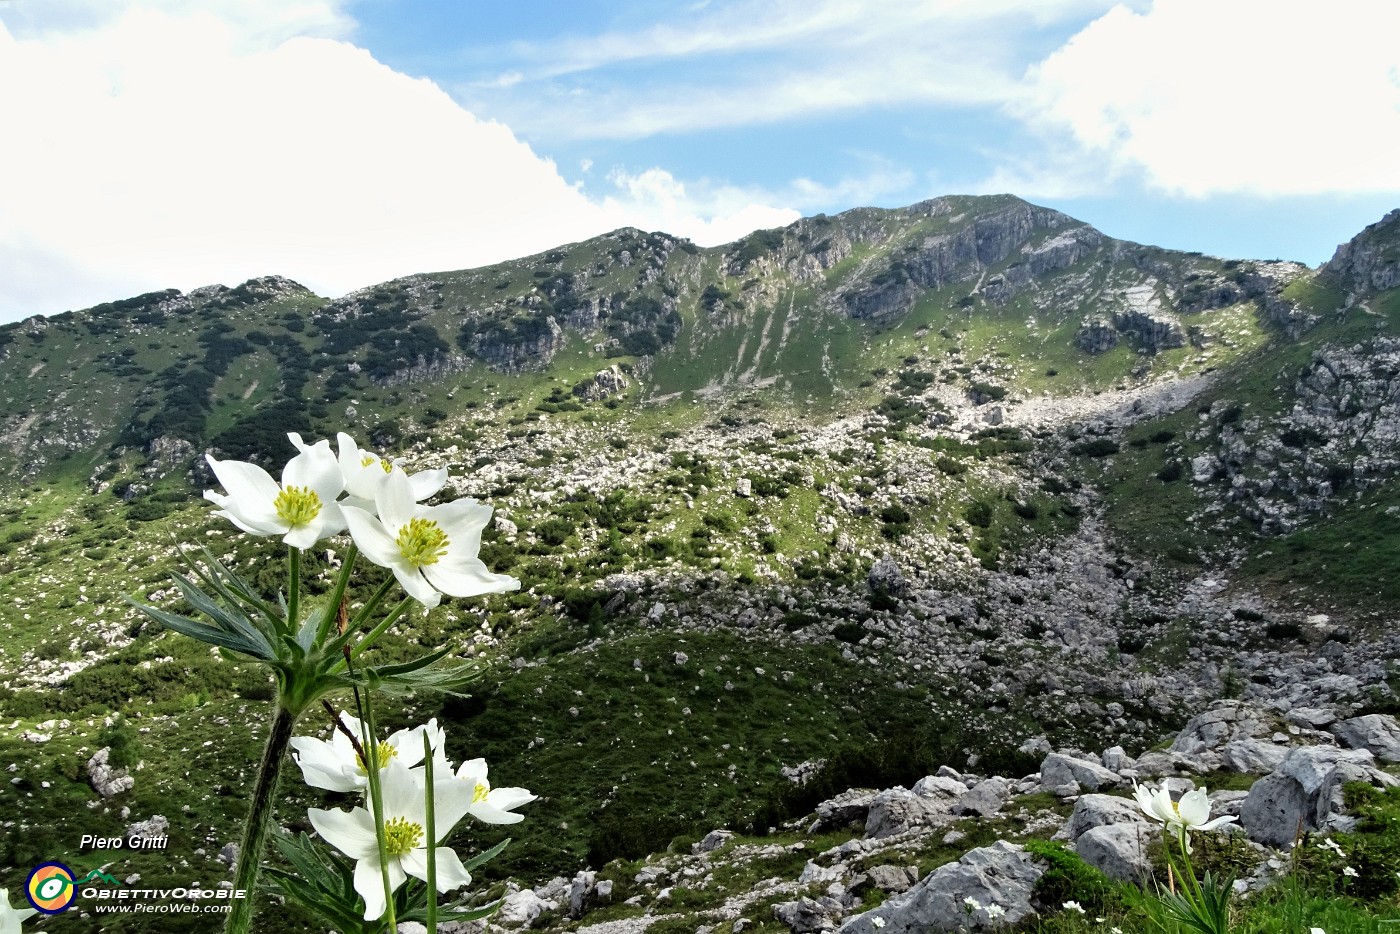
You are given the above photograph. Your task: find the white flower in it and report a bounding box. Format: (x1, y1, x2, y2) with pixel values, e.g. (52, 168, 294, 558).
(1311, 928, 1327, 934)
(1132, 781, 1236, 851)
(309, 759, 475, 920)
(204, 436, 345, 548)
(1063, 900, 1086, 914)
(1343, 865, 1358, 877)
(963, 895, 984, 911)
(343, 471, 519, 608)
(1317, 837, 1344, 854)
(455, 758, 535, 824)
(871, 919, 885, 929)
(984, 904, 1007, 920)
(290, 713, 447, 794)
(290, 432, 447, 512)
(0, 888, 37, 934)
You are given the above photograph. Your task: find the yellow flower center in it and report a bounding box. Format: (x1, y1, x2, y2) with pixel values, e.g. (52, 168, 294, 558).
(356, 741, 398, 774)
(383, 816, 424, 857)
(396, 517, 450, 567)
(360, 454, 393, 474)
(473, 781, 490, 803)
(274, 486, 322, 527)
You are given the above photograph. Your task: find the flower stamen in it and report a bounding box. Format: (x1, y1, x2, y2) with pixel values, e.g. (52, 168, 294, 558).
(274, 486, 322, 527)
(396, 517, 450, 567)
(382, 816, 424, 857)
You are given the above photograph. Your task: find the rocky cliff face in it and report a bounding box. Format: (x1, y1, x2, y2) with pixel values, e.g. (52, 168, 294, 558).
(1322, 208, 1400, 297)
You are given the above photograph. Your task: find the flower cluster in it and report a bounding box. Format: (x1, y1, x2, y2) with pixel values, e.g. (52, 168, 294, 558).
(204, 432, 519, 608)
(1132, 781, 1236, 852)
(295, 715, 534, 920)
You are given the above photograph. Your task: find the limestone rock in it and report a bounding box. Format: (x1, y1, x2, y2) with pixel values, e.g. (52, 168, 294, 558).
(1040, 753, 1120, 793)
(88, 747, 135, 797)
(1330, 714, 1400, 763)
(1075, 823, 1153, 882)
(838, 841, 1044, 934)
(1058, 794, 1150, 844)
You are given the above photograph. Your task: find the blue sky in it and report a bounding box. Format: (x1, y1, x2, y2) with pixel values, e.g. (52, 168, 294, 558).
(1, 0, 1398, 323)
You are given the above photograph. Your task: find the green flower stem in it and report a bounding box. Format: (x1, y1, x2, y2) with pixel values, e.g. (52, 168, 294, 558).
(347, 597, 414, 662)
(352, 680, 398, 931)
(348, 576, 398, 634)
(285, 547, 301, 638)
(224, 703, 296, 934)
(314, 543, 360, 645)
(424, 732, 438, 933)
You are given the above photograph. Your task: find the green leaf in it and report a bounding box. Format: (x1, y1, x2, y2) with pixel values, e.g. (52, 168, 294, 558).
(462, 837, 509, 872)
(125, 600, 274, 659)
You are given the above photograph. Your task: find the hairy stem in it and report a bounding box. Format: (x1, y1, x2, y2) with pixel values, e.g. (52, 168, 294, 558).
(224, 703, 296, 934)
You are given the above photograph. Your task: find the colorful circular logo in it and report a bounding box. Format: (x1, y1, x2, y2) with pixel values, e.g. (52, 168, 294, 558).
(26, 861, 76, 914)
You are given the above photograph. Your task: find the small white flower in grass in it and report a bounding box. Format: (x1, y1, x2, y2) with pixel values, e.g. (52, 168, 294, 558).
(290, 432, 448, 512)
(1132, 781, 1236, 852)
(1311, 928, 1327, 934)
(984, 904, 1007, 920)
(203, 436, 346, 548)
(1318, 837, 1343, 854)
(871, 918, 885, 929)
(1343, 865, 1358, 877)
(1063, 900, 1086, 914)
(309, 759, 475, 920)
(290, 713, 447, 793)
(455, 758, 536, 824)
(344, 471, 519, 609)
(1, 887, 37, 934)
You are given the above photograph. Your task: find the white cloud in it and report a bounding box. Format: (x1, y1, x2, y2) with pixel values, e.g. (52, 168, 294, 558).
(1023, 0, 1400, 196)
(598, 168, 800, 244)
(460, 0, 1116, 140)
(0, 4, 801, 322)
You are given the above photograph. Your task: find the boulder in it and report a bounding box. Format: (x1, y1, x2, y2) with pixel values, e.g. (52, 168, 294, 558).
(88, 747, 135, 797)
(1040, 753, 1120, 793)
(773, 895, 844, 933)
(954, 778, 1010, 818)
(1330, 714, 1400, 763)
(1240, 745, 1394, 846)
(694, 829, 737, 853)
(497, 889, 556, 927)
(1170, 701, 1277, 755)
(1058, 794, 1150, 843)
(810, 789, 877, 834)
(850, 865, 920, 895)
(837, 841, 1043, 934)
(865, 779, 964, 839)
(1220, 738, 1289, 775)
(1075, 823, 1153, 883)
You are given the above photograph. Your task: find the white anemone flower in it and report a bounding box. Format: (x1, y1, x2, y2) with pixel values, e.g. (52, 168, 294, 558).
(343, 471, 519, 608)
(1133, 782, 1236, 851)
(309, 759, 475, 921)
(1, 887, 37, 934)
(455, 758, 535, 824)
(289, 432, 448, 512)
(203, 436, 345, 548)
(290, 713, 447, 793)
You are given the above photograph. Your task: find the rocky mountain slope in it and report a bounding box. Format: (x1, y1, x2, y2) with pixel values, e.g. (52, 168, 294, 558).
(1, 195, 1399, 932)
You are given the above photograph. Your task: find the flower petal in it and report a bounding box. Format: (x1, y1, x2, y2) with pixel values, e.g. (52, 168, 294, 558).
(432, 847, 474, 892)
(375, 470, 417, 534)
(393, 564, 442, 608)
(283, 440, 344, 502)
(353, 855, 405, 921)
(422, 559, 520, 598)
(289, 737, 360, 793)
(407, 467, 449, 502)
(344, 506, 402, 569)
(309, 807, 379, 861)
